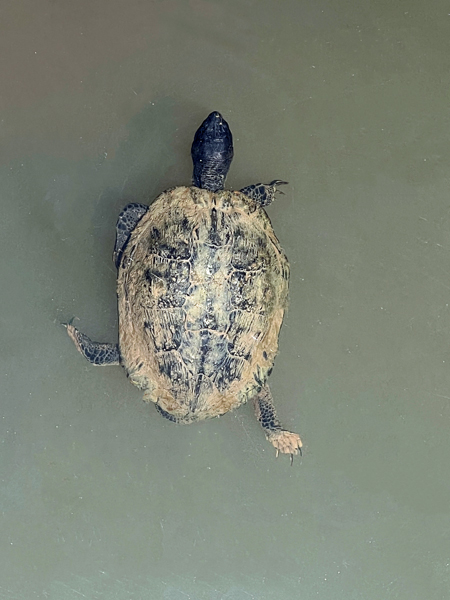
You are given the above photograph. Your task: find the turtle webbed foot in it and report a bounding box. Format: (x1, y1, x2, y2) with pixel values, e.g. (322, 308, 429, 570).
(267, 430, 303, 465)
(240, 180, 288, 206)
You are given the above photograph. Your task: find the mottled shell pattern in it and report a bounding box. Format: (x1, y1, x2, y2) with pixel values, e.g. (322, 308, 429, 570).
(117, 185, 289, 422)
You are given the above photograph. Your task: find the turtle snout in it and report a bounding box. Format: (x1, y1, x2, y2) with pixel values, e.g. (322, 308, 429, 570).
(202, 111, 230, 137)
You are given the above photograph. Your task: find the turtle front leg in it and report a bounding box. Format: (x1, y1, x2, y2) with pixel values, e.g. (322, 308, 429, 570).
(65, 322, 120, 366)
(253, 385, 302, 463)
(113, 203, 148, 268)
(240, 180, 288, 206)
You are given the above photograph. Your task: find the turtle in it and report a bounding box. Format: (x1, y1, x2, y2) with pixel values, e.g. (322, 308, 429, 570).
(66, 111, 303, 461)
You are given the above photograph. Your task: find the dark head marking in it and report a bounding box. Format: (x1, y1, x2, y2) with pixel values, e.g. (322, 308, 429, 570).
(191, 111, 234, 192)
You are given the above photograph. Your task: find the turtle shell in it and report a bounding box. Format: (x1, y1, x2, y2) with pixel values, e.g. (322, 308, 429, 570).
(117, 186, 289, 422)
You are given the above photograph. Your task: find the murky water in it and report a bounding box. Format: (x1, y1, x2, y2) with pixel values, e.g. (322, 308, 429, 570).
(1, 1, 450, 598)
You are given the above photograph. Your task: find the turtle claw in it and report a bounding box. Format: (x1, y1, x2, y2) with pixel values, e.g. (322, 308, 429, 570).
(277, 450, 295, 465)
(269, 180, 288, 198)
(61, 316, 79, 329)
(269, 180, 289, 187)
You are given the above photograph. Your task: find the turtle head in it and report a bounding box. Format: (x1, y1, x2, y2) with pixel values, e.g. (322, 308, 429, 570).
(191, 111, 233, 191)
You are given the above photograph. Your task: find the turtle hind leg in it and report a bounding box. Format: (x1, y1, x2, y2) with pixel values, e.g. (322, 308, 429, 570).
(253, 385, 302, 464)
(113, 203, 148, 268)
(240, 180, 288, 206)
(65, 322, 120, 366)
